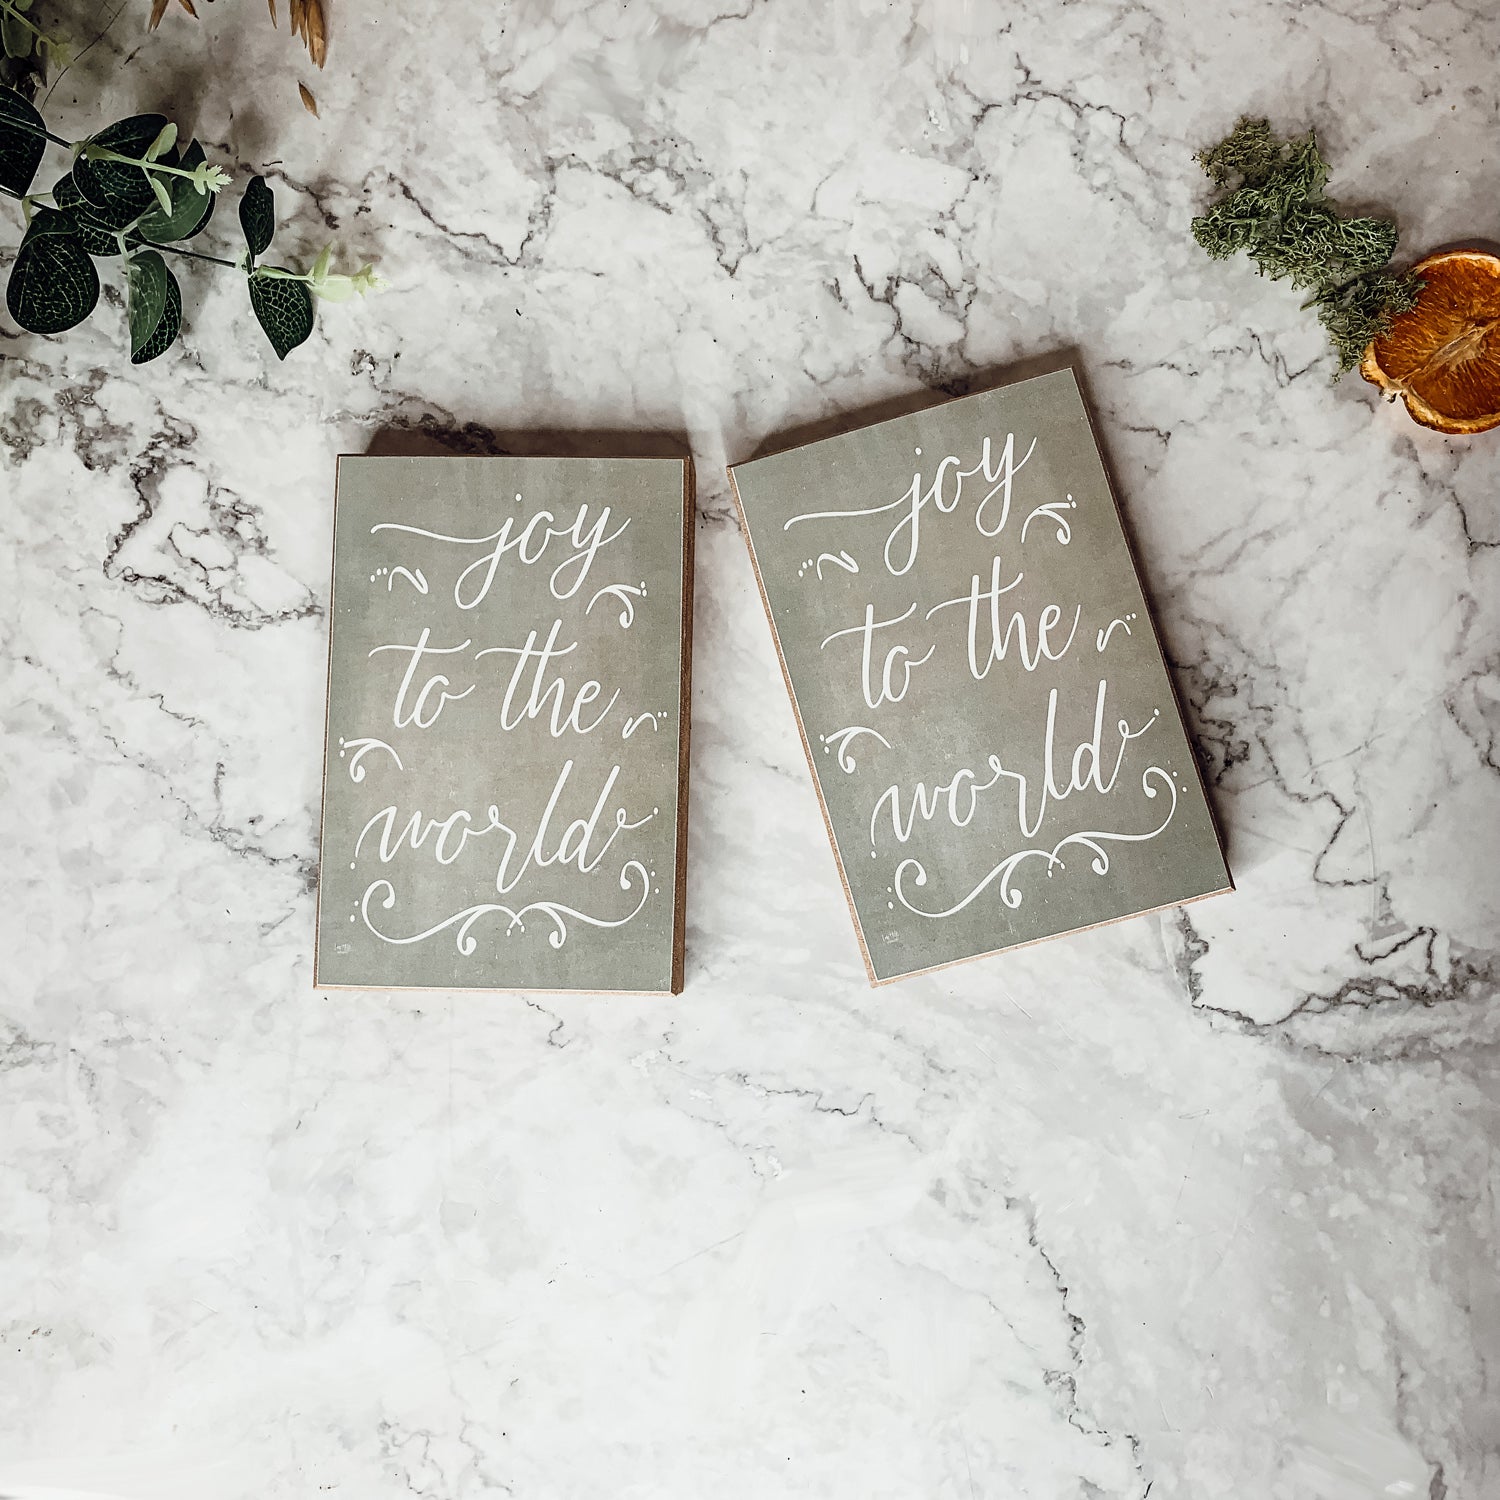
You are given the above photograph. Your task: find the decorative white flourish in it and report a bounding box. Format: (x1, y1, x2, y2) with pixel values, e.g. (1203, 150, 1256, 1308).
(367, 565, 428, 593)
(388, 566, 429, 594)
(1019, 494, 1077, 546)
(337, 735, 405, 783)
(816, 550, 860, 580)
(360, 860, 653, 954)
(587, 581, 645, 629)
(892, 767, 1179, 918)
(820, 725, 893, 773)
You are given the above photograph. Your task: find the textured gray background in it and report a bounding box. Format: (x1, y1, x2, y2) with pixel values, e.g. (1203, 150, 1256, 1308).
(734, 371, 1229, 979)
(317, 456, 687, 991)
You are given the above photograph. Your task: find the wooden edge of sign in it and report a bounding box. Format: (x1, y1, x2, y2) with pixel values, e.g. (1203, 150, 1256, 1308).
(313, 452, 693, 998)
(1071, 372, 1236, 897)
(311, 453, 346, 990)
(670, 457, 695, 994)
(726, 465, 881, 987)
(315, 982, 683, 997)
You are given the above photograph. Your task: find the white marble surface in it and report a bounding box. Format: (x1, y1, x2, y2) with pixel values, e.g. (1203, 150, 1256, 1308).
(2, 1, 1498, 1496)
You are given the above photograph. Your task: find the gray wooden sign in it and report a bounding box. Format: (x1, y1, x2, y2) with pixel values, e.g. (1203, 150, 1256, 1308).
(315, 455, 692, 993)
(730, 369, 1231, 983)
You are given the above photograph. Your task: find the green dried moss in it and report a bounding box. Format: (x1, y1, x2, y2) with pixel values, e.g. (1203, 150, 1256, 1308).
(1192, 118, 1423, 375)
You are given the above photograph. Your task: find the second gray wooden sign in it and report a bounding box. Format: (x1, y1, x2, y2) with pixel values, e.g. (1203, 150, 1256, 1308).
(730, 369, 1231, 983)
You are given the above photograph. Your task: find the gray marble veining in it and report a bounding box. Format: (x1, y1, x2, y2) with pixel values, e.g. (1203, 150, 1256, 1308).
(2, 1, 1496, 1496)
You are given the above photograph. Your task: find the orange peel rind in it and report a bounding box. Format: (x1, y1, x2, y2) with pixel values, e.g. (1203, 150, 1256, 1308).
(1362, 249, 1500, 435)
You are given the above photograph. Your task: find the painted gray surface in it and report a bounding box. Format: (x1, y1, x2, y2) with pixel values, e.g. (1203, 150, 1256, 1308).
(316, 456, 688, 992)
(733, 369, 1230, 982)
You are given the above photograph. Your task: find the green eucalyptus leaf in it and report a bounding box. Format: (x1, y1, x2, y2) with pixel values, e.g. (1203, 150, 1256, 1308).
(126, 249, 169, 356)
(135, 140, 215, 243)
(51, 170, 83, 208)
(73, 113, 172, 221)
(20, 204, 77, 237)
(0, 84, 45, 194)
(7, 211, 100, 333)
(1, 0, 32, 58)
(53, 163, 146, 231)
(52, 173, 122, 256)
(145, 122, 177, 162)
(131, 261, 181, 364)
(248, 269, 313, 359)
(238, 174, 274, 259)
(66, 188, 144, 232)
(1, 9, 32, 60)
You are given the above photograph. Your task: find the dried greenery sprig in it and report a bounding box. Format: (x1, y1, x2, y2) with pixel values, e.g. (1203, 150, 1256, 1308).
(150, 0, 325, 111)
(149, 0, 323, 62)
(279, 0, 326, 68)
(1192, 117, 1423, 375)
(0, 86, 383, 361)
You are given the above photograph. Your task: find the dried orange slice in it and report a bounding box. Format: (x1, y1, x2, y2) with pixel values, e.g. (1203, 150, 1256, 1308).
(1362, 250, 1500, 434)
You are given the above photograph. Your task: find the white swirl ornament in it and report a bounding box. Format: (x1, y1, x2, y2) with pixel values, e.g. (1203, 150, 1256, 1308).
(337, 736, 405, 783)
(360, 860, 652, 954)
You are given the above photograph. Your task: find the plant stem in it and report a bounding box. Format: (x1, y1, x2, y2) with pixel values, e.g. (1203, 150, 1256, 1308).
(0, 182, 52, 223)
(0, 0, 60, 50)
(44, 0, 130, 110)
(4, 189, 239, 267)
(124, 235, 238, 269)
(1, 114, 75, 150)
(87, 147, 210, 189)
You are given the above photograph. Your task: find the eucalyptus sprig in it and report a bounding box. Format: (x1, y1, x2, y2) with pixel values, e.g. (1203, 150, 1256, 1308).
(0, 84, 381, 361)
(0, 0, 67, 95)
(235, 172, 385, 357)
(1192, 118, 1423, 375)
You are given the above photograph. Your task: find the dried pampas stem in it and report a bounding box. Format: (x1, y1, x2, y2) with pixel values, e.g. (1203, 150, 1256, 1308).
(149, 0, 197, 27)
(288, 0, 326, 67)
(147, 0, 325, 70)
